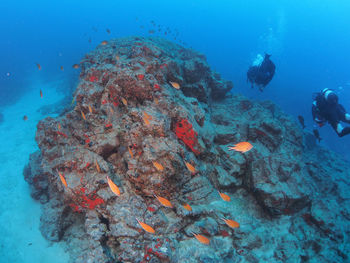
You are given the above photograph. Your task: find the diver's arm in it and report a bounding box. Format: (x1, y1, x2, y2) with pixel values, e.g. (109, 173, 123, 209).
(312, 101, 326, 125)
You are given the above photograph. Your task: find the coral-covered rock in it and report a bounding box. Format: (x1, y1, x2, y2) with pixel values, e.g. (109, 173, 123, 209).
(25, 37, 350, 263)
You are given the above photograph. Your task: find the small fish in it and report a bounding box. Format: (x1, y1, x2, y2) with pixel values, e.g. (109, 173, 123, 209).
(107, 176, 120, 196)
(109, 107, 114, 114)
(88, 105, 93, 114)
(95, 160, 101, 173)
(23, 115, 28, 121)
(121, 97, 128, 106)
(222, 218, 240, 229)
(185, 162, 196, 174)
(72, 64, 80, 69)
(137, 219, 155, 234)
(183, 203, 192, 211)
(192, 232, 210, 245)
(57, 169, 68, 188)
(40, 90, 43, 98)
(298, 115, 305, 129)
(57, 123, 61, 130)
(81, 110, 86, 121)
(169, 81, 180, 90)
(60, 66, 64, 71)
(219, 192, 231, 202)
(149, 30, 155, 34)
(143, 114, 150, 126)
(313, 129, 322, 142)
(153, 161, 164, 171)
(36, 63, 42, 70)
(128, 146, 134, 158)
(101, 40, 108, 45)
(154, 98, 159, 105)
(71, 97, 75, 105)
(155, 195, 173, 208)
(143, 111, 153, 120)
(115, 55, 120, 61)
(228, 142, 253, 153)
(106, 28, 111, 34)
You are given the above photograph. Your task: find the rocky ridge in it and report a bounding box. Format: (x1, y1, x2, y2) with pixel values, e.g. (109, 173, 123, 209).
(24, 36, 350, 263)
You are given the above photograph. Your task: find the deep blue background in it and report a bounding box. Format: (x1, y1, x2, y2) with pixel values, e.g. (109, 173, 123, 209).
(1, 0, 350, 160)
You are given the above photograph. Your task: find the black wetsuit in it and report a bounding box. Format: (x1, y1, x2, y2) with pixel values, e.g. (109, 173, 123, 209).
(312, 93, 350, 137)
(247, 54, 276, 91)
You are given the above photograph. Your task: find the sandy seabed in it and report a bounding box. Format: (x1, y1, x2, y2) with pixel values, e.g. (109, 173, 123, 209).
(0, 82, 69, 263)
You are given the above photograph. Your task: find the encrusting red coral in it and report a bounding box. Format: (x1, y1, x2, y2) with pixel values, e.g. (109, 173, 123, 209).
(175, 118, 200, 155)
(69, 187, 104, 212)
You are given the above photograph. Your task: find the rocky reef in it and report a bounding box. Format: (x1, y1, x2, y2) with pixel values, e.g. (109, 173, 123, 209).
(24, 36, 350, 263)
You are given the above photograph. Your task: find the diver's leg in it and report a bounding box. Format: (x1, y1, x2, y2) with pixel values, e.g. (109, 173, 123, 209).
(345, 113, 350, 123)
(331, 122, 350, 137)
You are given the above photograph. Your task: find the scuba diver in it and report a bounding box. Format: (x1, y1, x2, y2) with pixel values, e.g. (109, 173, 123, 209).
(312, 88, 350, 137)
(247, 53, 276, 91)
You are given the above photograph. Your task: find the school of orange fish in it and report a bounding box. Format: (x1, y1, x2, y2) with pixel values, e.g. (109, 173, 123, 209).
(34, 46, 254, 246)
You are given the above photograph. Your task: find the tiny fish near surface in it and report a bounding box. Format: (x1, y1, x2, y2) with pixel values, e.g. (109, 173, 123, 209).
(137, 219, 155, 234)
(183, 203, 192, 211)
(185, 161, 196, 174)
(57, 169, 68, 188)
(95, 160, 101, 173)
(222, 218, 240, 229)
(169, 81, 180, 90)
(219, 192, 231, 202)
(152, 161, 164, 171)
(228, 141, 253, 153)
(155, 195, 173, 208)
(192, 232, 210, 245)
(107, 176, 120, 196)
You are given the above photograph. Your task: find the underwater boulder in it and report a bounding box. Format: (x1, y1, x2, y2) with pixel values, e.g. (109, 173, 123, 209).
(25, 36, 350, 263)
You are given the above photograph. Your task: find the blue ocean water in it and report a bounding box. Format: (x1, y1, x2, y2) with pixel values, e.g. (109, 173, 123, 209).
(1, 0, 350, 262)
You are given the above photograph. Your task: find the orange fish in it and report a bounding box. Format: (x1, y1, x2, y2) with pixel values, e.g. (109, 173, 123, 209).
(121, 97, 128, 106)
(88, 105, 93, 114)
(23, 115, 28, 121)
(128, 146, 134, 158)
(143, 115, 150, 125)
(169, 81, 180, 90)
(40, 90, 43, 98)
(36, 63, 42, 70)
(81, 110, 86, 121)
(219, 192, 231, 202)
(115, 55, 120, 61)
(155, 195, 173, 208)
(183, 203, 192, 211)
(228, 142, 253, 153)
(137, 219, 155, 234)
(143, 111, 153, 120)
(222, 218, 240, 229)
(109, 107, 114, 114)
(57, 169, 68, 188)
(57, 123, 61, 130)
(60, 66, 64, 71)
(95, 160, 101, 173)
(192, 232, 210, 245)
(154, 98, 159, 105)
(185, 162, 196, 174)
(143, 111, 153, 126)
(101, 40, 108, 45)
(107, 176, 120, 196)
(153, 161, 164, 171)
(72, 64, 80, 69)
